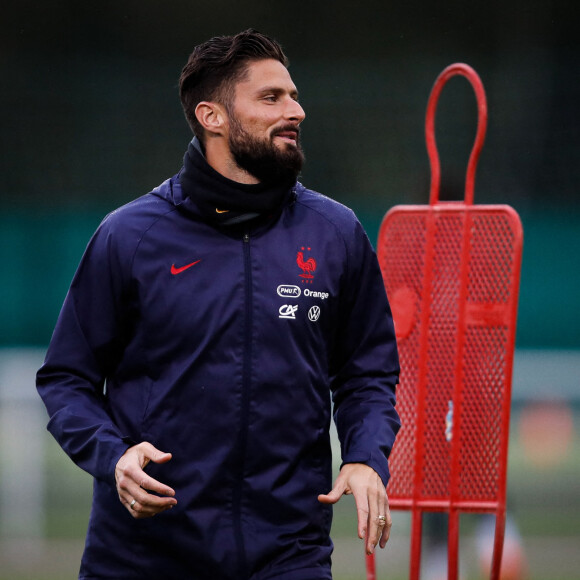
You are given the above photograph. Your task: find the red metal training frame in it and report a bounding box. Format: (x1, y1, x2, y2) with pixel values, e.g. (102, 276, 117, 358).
(368, 63, 523, 580)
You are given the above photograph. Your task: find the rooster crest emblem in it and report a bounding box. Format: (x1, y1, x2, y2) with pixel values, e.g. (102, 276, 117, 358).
(297, 247, 317, 281)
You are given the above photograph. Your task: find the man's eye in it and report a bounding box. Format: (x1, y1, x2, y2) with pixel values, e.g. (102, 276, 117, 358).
(263, 95, 277, 102)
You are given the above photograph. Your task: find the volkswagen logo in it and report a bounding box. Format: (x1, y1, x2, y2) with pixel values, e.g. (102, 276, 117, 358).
(308, 306, 321, 322)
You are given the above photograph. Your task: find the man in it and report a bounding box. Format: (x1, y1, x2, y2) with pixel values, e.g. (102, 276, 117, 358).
(37, 29, 400, 580)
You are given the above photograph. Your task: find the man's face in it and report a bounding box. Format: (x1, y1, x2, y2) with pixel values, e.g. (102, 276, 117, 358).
(226, 59, 306, 183)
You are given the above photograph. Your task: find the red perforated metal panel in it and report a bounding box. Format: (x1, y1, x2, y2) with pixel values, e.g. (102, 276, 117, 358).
(380, 205, 522, 507)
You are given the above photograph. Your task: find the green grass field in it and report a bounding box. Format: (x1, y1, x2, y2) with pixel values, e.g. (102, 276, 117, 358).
(1, 406, 578, 580)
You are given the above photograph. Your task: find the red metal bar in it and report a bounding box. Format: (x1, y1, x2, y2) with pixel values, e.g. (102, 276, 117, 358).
(406, 207, 439, 580)
(365, 552, 376, 580)
(447, 209, 473, 580)
(490, 511, 506, 580)
(447, 509, 460, 580)
(425, 63, 487, 206)
(390, 499, 502, 512)
(409, 509, 423, 580)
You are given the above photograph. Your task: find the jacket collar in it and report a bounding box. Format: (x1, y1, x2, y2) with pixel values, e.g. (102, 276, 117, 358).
(177, 138, 296, 226)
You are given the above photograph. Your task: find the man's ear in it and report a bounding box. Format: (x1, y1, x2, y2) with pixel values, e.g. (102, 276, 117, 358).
(195, 101, 227, 136)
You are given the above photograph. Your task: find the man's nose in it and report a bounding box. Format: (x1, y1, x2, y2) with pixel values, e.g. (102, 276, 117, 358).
(286, 99, 306, 123)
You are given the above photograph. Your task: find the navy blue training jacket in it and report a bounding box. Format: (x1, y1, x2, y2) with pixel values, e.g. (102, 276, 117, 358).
(37, 174, 400, 580)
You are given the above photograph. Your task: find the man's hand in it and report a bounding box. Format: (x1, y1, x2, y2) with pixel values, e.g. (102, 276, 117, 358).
(318, 463, 392, 555)
(115, 442, 178, 519)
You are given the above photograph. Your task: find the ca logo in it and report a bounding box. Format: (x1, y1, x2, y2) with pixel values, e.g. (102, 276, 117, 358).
(279, 305, 299, 319)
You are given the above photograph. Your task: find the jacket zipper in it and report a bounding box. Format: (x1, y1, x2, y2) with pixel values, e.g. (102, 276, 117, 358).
(233, 231, 252, 577)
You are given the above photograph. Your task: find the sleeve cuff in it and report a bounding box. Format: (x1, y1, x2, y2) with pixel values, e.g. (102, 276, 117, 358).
(341, 451, 391, 487)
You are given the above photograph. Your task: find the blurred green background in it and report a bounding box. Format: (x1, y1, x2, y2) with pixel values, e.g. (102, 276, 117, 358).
(0, 0, 578, 578)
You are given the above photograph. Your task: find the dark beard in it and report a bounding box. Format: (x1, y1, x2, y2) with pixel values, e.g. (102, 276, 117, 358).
(228, 118, 304, 184)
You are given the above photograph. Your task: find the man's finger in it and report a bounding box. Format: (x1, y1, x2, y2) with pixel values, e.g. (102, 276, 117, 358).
(117, 464, 175, 499)
(348, 482, 375, 547)
(368, 484, 389, 552)
(142, 445, 174, 466)
(138, 472, 176, 497)
(125, 495, 175, 519)
(317, 478, 348, 505)
(369, 479, 384, 552)
(379, 518, 391, 548)
(362, 494, 377, 553)
(378, 506, 393, 548)
(121, 478, 177, 517)
(355, 501, 370, 542)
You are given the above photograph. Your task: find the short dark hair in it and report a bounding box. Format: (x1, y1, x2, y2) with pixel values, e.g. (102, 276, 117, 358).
(179, 29, 289, 141)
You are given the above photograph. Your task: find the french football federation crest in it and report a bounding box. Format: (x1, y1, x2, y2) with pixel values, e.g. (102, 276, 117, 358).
(297, 247, 316, 282)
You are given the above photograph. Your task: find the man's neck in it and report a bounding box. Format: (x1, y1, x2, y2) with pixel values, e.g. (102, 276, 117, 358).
(204, 137, 260, 185)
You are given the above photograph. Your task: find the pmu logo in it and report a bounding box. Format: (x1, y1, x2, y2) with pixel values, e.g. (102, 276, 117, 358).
(297, 247, 316, 284)
(277, 285, 301, 298)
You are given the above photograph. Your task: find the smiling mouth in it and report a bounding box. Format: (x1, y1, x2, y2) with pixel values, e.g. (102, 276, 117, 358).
(273, 127, 299, 143)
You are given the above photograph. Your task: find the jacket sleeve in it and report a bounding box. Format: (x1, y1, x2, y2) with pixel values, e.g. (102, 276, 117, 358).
(36, 215, 134, 484)
(329, 218, 400, 486)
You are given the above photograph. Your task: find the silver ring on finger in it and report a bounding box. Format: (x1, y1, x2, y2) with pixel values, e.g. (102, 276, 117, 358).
(130, 499, 137, 510)
(377, 515, 387, 526)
